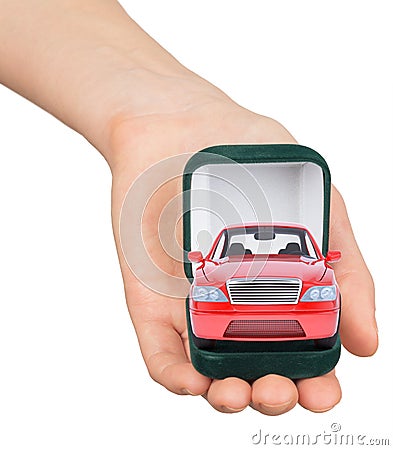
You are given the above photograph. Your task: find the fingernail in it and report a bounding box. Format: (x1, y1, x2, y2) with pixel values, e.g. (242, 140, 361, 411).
(181, 388, 198, 396)
(311, 407, 334, 413)
(258, 400, 293, 415)
(221, 406, 245, 413)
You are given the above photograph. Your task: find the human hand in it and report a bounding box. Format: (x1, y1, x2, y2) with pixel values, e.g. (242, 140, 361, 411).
(107, 81, 377, 415)
(0, 0, 377, 415)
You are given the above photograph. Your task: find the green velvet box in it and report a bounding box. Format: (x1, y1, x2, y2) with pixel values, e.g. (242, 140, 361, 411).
(182, 144, 341, 380)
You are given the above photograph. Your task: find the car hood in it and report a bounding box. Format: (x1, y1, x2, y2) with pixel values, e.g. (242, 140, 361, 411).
(196, 255, 326, 285)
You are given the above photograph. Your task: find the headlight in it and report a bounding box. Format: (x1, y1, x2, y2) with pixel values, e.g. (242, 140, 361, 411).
(301, 285, 337, 302)
(192, 286, 228, 302)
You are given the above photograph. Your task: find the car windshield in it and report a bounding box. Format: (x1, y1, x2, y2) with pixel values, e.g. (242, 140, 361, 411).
(211, 226, 319, 259)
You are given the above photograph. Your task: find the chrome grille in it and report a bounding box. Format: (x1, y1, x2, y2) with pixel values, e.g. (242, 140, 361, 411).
(227, 278, 301, 304)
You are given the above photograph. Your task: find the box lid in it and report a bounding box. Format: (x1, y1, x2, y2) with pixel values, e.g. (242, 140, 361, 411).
(182, 144, 331, 282)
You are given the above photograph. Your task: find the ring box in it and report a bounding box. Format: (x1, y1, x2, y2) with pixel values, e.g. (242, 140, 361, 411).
(182, 144, 341, 380)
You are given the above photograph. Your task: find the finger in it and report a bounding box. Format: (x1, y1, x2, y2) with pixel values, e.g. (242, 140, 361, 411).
(296, 370, 341, 412)
(206, 377, 252, 413)
(330, 186, 378, 356)
(134, 314, 211, 395)
(251, 374, 298, 416)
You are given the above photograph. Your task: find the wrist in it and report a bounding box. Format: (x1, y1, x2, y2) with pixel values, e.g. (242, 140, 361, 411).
(77, 36, 234, 161)
(99, 70, 234, 165)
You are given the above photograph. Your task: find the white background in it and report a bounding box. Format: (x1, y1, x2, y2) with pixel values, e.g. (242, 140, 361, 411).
(0, 1, 392, 449)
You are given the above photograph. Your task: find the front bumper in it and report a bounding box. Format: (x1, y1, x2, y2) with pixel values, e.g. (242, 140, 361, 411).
(190, 308, 340, 341)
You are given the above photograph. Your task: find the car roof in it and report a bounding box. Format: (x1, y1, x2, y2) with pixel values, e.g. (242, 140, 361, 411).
(222, 222, 309, 231)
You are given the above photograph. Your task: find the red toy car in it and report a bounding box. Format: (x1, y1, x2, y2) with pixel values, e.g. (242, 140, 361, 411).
(188, 223, 341, 350)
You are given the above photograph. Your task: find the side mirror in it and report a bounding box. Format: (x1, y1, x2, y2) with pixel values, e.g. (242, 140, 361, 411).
(188, 251, 204, 263)
(326, 250, 341, 263)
